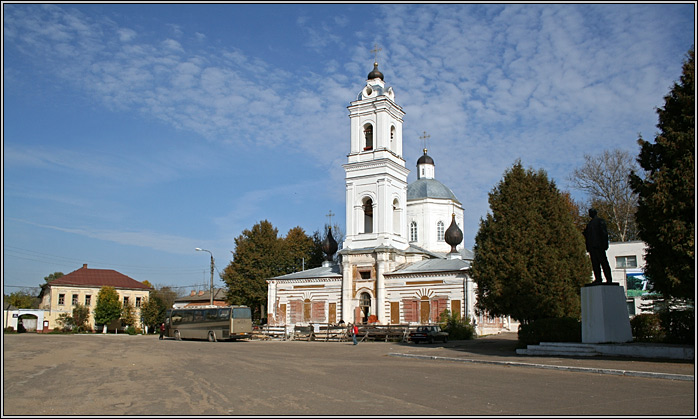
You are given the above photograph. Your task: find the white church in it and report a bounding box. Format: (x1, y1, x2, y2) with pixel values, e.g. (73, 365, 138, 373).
(266, 62, 513, 335)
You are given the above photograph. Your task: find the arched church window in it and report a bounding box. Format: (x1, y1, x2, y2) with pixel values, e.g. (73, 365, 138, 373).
(437, 221, 445, 241)
(363, 124, 373, 150)
(360, 292, 371, 324)
(392, 199, 400, 235)
(363, 198, 373, 234)
(410, 221, 418, 242)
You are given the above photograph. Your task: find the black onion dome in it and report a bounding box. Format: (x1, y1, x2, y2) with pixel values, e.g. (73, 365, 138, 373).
(417, 148, 434, 165)
(367, 63, 384, 81)
(445, 213, 463, 253)
(322, 227, 338, 261)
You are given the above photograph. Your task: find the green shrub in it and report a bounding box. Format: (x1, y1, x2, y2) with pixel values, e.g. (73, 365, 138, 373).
(126, 325, 138, 335)
(659, 309, 694, 344)
(439, 310, 476, 340)
(631, 313, 664, 342)
(4, 326, 16, 333)
(517, 317, 581, 347)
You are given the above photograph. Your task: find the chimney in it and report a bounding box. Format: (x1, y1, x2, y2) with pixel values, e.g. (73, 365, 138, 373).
(83, 264, 88, 269)
(199, 290, 205, 296)
(190, 290, 196, 296)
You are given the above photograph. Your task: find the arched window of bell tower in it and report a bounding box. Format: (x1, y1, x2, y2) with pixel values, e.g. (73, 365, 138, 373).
(362, 198, 374, 234)
(392, 198, 400, 235)
(410, 221, 418, 242)
(363, 124, 373, 151)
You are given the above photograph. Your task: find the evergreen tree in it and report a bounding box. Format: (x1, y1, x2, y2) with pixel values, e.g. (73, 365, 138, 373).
(630, 47, 695, 301)
(471, 161, 591, 324)
(93, 286, 122, 331)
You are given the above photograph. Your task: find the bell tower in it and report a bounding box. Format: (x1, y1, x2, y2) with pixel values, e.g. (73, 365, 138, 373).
(342, 60, 409, 251)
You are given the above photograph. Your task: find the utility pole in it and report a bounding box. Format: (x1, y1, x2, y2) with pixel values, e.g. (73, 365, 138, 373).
(195, 248, 215, 306)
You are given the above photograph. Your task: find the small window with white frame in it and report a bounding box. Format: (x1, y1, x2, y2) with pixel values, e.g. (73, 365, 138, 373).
(437, 221, 445, 241)
(615, 255, 638, 269)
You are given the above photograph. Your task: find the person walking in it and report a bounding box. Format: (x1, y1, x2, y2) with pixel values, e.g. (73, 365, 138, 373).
(159, 322, 166, 340)
(352, 323, 359, 345)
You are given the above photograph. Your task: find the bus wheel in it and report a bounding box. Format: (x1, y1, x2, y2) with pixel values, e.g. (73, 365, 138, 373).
(175, 330, 181, 341)
(208, 331, 217, 342)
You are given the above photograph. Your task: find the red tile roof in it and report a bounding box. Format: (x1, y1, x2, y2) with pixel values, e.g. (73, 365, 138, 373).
(49, 264, 151, 290)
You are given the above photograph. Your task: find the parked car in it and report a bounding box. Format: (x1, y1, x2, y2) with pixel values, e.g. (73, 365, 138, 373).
(409, 325, 449, 344)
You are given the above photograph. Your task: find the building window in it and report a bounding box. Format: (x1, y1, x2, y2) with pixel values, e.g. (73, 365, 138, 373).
(72, 294, 79, 306)
(410, 221, 418, 242)
(85, 295, 91, 306)
(437, 221, 445, 241)
(359, 270, 371, 280)
(363, 198, 373, 234)
(123, 296, 129, 306)
(363, 124, 373, 150)
(58, 294, 65, 305)
(616, 255, 638, 269)
(135, 297, 141, 308)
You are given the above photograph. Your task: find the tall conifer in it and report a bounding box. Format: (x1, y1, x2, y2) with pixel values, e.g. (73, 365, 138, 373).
(630, 48, 695, 301)
(472, 161, 591, 324)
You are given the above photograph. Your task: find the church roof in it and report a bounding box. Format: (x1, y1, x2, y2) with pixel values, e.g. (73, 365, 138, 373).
(407, 178, 461, 204)
(270, 264, 341, 281)
(387, 258, 470, 276)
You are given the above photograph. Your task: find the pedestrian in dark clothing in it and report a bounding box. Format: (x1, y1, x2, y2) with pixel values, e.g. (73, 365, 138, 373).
(159, 322, 166, 340)
(583, 208, 613, 283)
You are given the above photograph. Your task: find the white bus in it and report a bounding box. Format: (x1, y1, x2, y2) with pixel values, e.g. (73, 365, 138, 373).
(166, 306, 252, 342)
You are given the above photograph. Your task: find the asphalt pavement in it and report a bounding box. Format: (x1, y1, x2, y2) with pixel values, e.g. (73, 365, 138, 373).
(396, 331, 695, 381)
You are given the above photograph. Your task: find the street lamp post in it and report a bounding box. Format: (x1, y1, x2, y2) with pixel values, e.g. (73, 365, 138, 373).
(195, 248, 214, 306)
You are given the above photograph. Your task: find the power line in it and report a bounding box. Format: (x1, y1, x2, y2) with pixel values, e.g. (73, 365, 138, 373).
(4, 245, 205, 274)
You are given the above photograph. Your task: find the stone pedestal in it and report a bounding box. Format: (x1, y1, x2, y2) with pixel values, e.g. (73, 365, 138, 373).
(581, 283, 633, 343)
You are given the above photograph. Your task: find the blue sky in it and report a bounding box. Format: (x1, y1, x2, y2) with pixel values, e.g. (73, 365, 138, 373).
(3, 3, 695, 294)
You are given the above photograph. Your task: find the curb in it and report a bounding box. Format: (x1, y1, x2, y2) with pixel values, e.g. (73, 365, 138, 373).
(388, 353, 694, 382)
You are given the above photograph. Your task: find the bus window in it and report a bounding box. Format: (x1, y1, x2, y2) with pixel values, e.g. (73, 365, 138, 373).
(233, 307, 251, 319)
(193, 310, 204, 322)
(205, 309, 218, 321)
(218, 308, 230, 321)
(177, 311, 193, 324)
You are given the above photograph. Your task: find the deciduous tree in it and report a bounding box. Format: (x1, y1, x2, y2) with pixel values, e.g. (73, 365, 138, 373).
(93, 286, 122, 331)
(471, 161, 591, 324)
(569, 149, 639, 242)
(222, 220, 324, 320)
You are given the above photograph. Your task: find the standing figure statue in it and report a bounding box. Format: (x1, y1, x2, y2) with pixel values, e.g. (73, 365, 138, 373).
(583, 208, 613, 284)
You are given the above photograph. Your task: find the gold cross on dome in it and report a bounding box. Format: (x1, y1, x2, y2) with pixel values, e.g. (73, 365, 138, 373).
(420, 131, 430, 150)
(371, 44, 382, 64)
(326, 210, 335, 226)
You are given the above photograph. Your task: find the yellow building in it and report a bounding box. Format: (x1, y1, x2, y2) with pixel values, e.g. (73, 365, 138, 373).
(38, 264, 151, 331)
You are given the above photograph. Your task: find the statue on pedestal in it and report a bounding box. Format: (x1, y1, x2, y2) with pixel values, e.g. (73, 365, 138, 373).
(583, 208, 613, 284)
